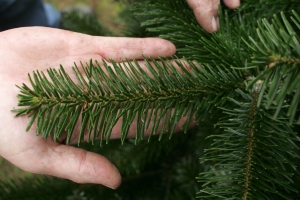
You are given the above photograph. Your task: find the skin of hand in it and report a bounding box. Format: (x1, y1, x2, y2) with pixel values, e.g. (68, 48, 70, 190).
(0, 27, 196, 189)
(186, 0, 240, 32)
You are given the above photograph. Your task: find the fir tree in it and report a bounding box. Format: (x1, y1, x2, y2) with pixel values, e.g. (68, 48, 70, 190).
(1, 0, 300, 199)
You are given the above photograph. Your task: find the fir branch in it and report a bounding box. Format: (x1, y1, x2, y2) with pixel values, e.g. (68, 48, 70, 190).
(238, 0, 300, 20)
(13, 58, 241, 145)
(134, 1, 278, 71)
(0, 176, 77, 200)
(243, 87, 258, 200)
(61, 10, 112, 36)
(244, 11, 300, 124)
(197, 88, 299, 199)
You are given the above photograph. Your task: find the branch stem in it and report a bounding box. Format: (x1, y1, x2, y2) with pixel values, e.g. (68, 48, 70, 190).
(243, 90, 258, 200)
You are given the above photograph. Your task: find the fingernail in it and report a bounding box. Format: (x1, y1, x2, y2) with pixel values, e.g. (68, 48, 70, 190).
(211, 16, 219, 32)
(216, 16, 220, 30)
(106, 181, 120, 190)
(107, 185, 117, 190)
(107, 169, 121, 190)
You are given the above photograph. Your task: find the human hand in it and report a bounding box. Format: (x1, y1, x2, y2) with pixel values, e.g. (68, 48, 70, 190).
(0, 27, 195, 189)
(186, 0, 240, 32)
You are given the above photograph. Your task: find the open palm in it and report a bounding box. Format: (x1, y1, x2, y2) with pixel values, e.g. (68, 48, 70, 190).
(0, 27, 194, 189)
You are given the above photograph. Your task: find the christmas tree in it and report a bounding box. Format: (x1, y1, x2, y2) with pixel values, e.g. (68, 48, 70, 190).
(1, 0, 300, 199)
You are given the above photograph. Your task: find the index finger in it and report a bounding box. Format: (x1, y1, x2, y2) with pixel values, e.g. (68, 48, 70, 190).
(95, 37, 176, 62)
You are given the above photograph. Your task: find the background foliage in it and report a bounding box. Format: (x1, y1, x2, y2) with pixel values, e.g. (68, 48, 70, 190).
(1, 0, 300, 199)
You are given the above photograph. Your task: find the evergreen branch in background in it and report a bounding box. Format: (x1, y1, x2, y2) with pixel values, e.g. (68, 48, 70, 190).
(61, 10, 112, 36)
(134, 1, 296, 66)
(134, 0, 300, 72)
(133, 1, 300, 199)
(238, 0, 300, 20)
(134, 0, 213, 62)
(245, 11, 300, 124)
(197, 88, 299, 199)
(0, 176, 77, 200)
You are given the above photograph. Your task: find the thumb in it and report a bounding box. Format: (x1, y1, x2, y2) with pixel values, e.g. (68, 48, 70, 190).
(37, 144, 121, 189)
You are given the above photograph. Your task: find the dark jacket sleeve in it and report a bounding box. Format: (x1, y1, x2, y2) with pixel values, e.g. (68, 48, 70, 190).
(0, 0, 15, 14)
(0, 0, 48, 31)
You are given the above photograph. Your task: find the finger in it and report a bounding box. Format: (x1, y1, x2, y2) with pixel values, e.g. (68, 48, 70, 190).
(1, 27, 176, 73)
(43, 33, 176, 72)
(52, 36, 176, 77)
(223, 0, 240, 9)
(35, 144, 121, 189)
(186, 0, 220, 32)
(94, 37, 176, 62)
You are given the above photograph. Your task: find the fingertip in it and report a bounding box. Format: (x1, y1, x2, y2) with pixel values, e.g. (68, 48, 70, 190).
(164, 39, 177, 57)
(40, 145, 122, 189)
(191, 7, 219, 33)
(145, 38, 176, 58)
(87, 155, 122, 189)
(196, 15, 219, 33)
(72, 150, 122, 189)
(104, 169, 122, 190)
(110, 176, 122, 189)
(224, 0, 240, 9)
